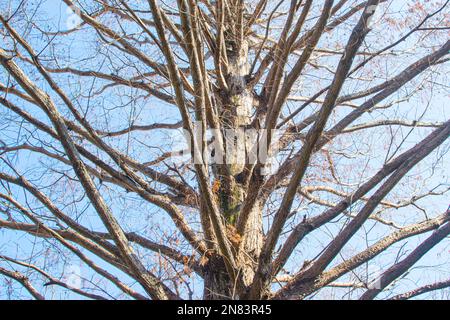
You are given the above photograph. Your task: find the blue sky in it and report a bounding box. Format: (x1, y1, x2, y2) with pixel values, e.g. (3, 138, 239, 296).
(0, 0, 449, 299)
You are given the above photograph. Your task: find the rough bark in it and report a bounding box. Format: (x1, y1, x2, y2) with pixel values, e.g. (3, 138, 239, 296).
(204, 32, 264, 298)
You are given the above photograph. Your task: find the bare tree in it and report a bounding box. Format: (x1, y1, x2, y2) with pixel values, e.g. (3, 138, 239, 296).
(0, 0, 449, 300)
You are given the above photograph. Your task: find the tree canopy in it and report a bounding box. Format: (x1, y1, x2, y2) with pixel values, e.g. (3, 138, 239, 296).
(0, 0, 449, 300)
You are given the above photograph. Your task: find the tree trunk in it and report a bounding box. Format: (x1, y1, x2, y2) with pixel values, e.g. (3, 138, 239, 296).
(203, 255, 233, 300)
(204, 36, 264, 299)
